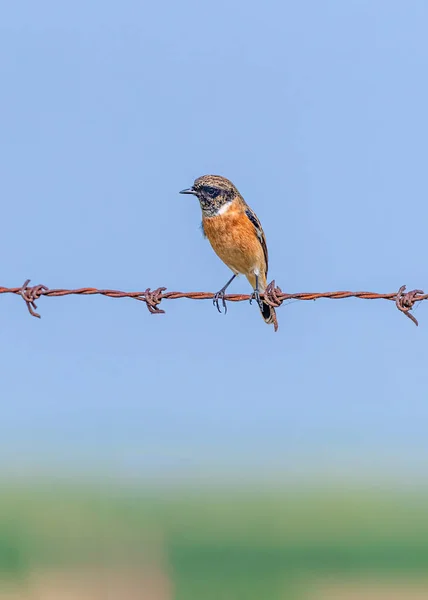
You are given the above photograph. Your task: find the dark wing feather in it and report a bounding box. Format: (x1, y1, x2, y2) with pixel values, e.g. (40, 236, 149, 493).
(245, 207, 268, 275)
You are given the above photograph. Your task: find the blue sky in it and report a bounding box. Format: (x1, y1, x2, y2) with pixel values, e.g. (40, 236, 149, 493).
(1, 1, 427, 483)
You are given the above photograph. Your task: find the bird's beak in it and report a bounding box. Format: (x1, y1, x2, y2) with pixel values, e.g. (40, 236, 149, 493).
(179, 187, 197, 195)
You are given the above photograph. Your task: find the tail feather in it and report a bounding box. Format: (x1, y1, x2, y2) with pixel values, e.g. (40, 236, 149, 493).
(260, 301, 277, 330)
(246, 273, 278, 331)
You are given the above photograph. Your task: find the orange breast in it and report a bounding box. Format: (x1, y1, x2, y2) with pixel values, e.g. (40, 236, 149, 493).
(202, 206, 266, 278)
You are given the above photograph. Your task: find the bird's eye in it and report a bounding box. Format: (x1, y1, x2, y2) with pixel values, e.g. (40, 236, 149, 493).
(204, 186, 220, 198)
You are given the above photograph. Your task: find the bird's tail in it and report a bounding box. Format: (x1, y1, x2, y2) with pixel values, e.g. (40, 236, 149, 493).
(260, 299, 276, 328)
(248, 274, 277, 331)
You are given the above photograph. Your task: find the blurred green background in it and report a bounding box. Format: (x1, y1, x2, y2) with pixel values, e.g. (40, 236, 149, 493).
(1, 484, 428, 599)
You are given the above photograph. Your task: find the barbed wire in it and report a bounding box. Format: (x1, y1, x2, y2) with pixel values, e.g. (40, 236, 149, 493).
(0, 279, 425, 332)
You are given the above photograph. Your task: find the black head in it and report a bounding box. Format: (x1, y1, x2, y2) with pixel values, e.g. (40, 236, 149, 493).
(180, 175, 239, 216)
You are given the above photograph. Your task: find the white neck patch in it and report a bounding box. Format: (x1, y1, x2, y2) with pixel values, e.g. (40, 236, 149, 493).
(216, 201, 233, 216)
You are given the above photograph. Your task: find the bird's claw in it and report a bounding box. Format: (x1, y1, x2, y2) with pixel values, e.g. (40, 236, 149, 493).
(213, 289, 228, 314)
(250, 290, 264, 312)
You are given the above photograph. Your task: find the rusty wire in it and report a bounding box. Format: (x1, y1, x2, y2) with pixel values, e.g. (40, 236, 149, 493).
(0, 279, 425, 331)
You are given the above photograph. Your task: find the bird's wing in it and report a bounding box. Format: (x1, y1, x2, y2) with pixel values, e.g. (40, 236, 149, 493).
(245, 207, 268, 275)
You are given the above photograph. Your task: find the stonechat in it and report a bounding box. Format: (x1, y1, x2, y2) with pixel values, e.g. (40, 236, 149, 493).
(180, 174, 276, 329)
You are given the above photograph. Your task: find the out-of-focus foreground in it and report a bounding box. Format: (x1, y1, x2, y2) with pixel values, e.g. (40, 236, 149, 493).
(0, 485, 427, 599)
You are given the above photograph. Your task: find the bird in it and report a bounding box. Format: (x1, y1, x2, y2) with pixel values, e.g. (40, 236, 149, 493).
(180, 174, 276, 329)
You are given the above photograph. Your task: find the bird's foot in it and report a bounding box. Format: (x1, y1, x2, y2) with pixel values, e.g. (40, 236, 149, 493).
(213, 288, 228, 314)
(250, 289, 264, 312)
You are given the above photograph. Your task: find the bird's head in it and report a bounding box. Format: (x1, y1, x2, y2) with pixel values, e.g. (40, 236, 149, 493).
(180, 175, 239, 216)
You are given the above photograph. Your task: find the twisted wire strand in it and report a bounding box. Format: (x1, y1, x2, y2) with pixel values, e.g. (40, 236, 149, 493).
(0, 279, 424, 331)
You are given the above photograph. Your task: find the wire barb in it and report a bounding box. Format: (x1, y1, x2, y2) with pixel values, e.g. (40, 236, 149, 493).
(0, 279, 425, 328)
(263, 280, 283, 332)
(263, 280, 284, 308)
(395, 285, 425, 327)
(142, 287, 167, 315)
(19, 279, 49, 319)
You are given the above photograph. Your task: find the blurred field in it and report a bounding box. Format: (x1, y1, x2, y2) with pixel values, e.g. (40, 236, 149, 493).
(0, 485, 428, 599)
